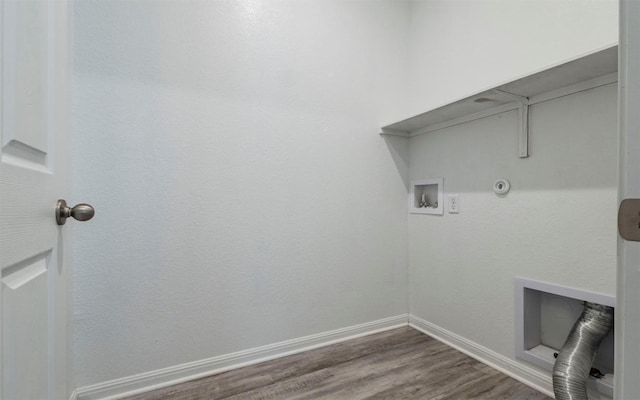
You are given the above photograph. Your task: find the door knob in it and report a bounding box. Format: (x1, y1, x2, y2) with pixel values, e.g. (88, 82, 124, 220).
(56, 199, 95, 225)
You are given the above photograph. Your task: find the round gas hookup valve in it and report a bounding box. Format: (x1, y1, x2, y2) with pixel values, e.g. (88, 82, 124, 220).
(493, 179, 511, 195)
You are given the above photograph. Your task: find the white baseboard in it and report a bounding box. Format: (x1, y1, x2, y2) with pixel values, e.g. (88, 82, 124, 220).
(75, 314, 409, 400)
(76, 314, 556, 400)
(409, 315, 554, 398)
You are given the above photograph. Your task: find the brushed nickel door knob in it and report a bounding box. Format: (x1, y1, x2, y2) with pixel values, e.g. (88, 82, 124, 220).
(56, 199, 95, 225)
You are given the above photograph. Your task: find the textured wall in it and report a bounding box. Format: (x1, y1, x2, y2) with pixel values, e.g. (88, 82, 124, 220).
(404, 0, 618, 118)
(405, 0, 619, 381)
(71, 0, 409, 387)
(408, 83, 618, 369)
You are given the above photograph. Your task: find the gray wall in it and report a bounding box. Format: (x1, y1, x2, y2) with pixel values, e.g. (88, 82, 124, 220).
(408, 83, 618, 375)
(71, 0, 410, 387)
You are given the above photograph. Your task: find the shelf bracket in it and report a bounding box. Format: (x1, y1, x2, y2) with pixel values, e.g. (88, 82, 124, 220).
(493, 89, 530, 158)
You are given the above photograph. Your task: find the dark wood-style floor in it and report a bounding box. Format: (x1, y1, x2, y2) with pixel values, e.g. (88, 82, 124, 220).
(123, 327, 551, 400)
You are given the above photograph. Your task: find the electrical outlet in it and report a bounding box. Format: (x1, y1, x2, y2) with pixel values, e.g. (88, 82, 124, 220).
(448, 194, 459, 214)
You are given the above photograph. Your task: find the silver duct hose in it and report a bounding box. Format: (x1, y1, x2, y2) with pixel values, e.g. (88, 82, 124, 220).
(552, 302, 614, 400)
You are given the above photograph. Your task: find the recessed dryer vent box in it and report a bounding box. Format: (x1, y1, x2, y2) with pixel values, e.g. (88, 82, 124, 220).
(515, 277, 615, 397)
(410, 178, 443, 215)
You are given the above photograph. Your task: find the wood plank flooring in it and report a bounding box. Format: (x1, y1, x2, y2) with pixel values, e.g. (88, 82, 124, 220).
(123, 327, 551, 400)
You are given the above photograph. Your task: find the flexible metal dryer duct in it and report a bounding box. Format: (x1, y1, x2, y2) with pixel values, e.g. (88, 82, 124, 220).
(552, 302, 614, 400)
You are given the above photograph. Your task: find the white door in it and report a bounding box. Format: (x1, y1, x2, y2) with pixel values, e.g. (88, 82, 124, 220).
(616, 0, 640, 398)
(0, 1, 73, 399)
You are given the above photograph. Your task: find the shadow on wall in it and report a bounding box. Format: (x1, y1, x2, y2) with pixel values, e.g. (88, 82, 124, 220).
(383, 135, 410, 192)
(383, 82, 618, 197)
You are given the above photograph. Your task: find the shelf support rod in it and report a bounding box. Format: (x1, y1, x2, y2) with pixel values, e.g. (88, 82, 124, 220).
(493, 89, 530, 158)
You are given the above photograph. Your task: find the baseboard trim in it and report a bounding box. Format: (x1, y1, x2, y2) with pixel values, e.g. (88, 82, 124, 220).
(408, 315, 554, 398)
(76, 314, 409, 400)
(76, 314, 556, 400)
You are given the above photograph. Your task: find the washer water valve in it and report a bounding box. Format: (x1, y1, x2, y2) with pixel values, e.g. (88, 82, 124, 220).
(493, 179, 511, 195)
